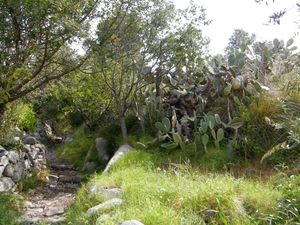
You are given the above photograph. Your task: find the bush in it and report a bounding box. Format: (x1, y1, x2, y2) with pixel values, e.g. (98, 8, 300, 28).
(0, 100, 38, 138)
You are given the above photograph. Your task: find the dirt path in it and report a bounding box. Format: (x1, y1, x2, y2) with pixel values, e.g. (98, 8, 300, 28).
(19, 144, 85, 224)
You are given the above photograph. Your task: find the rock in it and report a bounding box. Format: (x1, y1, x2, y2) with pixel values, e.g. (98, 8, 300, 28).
(3, 162, 25, 182)
(0, 145, 6, 152)
(84, 161, 96, 172)
(23, 135, 38, 145)
(85, 198, 123, 215)
(95, 187, 123, 199)
(117, 220, 145, 225)
(0, 177, 15, 192)
(3, 164, 14, 177)
(0, 155, 9, 166)
(74, 174, 85, 183)
(0, 149, 8, 157)
(96, 214, 111, 224)
(23, 144, 31, 153)
(45, 206, 64, 217)
(47, 174, 59, 181)
(0, 165, 5, 177)
(95, 138, 109, 161)
(59, 175, 74, 183)
(23, 159, 31, 170)
(7, 150, 20, 164)
(12, 161, 25, 182)
(103, 144, 133, 173)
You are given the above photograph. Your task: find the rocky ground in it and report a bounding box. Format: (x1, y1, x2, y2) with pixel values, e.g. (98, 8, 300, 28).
(19, 144, 85, 224)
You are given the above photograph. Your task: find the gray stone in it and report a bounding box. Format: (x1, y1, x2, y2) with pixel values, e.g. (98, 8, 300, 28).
(84, 161, 96, 172)
(74, 174, 85, 183)
(36, 143, 46, 152)
(45, 206, 64, 217)
(95, 137, 109, 160)
(23, 159, 32, 170)
(23, 144, 31, 153)
(13, 161, 25, 182)
(85, 198, 122, 215)
(23, 136, 38, 145)
(7, 150, 19, 164)
(47, 174, 59, 181)
(3, 164, 14, 177)
(96, 187, 123, 199)
(103, 144, 133, 173)
(117, 220, 145, 225)
(0, 165, 5, 177)
(0, 155, 9, 166)
(0, 177, 15, 192)
(0, 145, 6, 152)
(0, 149, 8, 157)
(28, 148, 38, 160)
(59, 175, 73, 183)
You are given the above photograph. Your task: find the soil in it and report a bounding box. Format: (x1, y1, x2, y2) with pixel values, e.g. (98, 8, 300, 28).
(19, 143, 85, 225)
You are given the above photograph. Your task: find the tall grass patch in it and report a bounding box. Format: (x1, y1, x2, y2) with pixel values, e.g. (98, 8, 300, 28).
(55, 124, 97, 169)
(64, 150, 281, 225)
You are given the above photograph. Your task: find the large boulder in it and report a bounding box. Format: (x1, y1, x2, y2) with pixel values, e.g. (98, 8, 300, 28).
(95, 138, 109, 161)
(103, 144, 133, 173)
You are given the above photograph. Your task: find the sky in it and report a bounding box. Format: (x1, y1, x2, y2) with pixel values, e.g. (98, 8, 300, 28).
(173, 0, 300, 55)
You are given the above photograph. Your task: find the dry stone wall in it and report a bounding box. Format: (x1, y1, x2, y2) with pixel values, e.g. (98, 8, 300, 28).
(0, 135, 47, 192)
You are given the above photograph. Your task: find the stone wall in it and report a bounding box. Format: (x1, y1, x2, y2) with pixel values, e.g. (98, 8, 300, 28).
(0, 135, 47, 192)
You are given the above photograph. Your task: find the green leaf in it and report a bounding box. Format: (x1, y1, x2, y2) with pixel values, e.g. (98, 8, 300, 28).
(172, 132, 182, 144)
(161, 142, 178, 150)
(273, 38, 280, 48)
(155, 122, 167, 133)
(286, 38, 294, 47)
(215, 114, 222, 125)
(217, 128, 224, 142)
(170, 89, 182, 96)
(134, 142, 147, 150)
(264, 47, 272, 60)
(290, 46, 298, 51)
(202, 134, 209, 145)
(162, 117, 171, 132)
(224, 84, 232, 96)
(240, 43, 247, 52)
(158, 135, 169, 142)
(206, 115, 215, 129)
(211, 129, 216, 140)
(200, 121, 208, 133)
(228, 54, 235, 66)
(194, 132, 201, 145)
(227, 117, 244, 129)
(233, 96, 241, 106)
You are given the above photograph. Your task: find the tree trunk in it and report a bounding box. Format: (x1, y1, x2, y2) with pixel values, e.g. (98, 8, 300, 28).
(120, 115, 127, 138)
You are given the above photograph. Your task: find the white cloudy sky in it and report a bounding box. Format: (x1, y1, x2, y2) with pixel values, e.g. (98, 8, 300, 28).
(173, 0, 300, 55)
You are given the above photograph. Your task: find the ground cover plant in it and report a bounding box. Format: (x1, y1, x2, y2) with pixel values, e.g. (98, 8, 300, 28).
(63, 150, 285, 225)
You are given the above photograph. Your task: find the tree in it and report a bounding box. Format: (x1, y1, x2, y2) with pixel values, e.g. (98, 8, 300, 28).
(0, 0, 99, 122)
(255, 0, 300, 27)
(224, 29, 256, 55)
(89, 0, 210, 138)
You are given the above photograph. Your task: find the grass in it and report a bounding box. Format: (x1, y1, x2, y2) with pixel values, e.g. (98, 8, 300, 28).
(0, 192, 22, 225)
(55, 124, 100, 170)
(64, 150, 282, 225)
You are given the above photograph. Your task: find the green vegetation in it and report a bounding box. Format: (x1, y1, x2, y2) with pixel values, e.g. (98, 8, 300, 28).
(64, 150, 284, 225)
(0, 0, 300, 224)
(0, 192, 22, 225)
